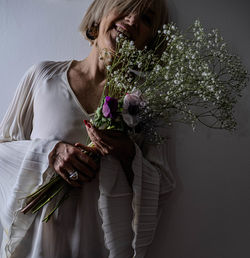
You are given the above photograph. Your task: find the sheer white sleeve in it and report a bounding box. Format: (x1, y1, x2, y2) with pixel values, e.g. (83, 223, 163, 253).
(1, 64, 39, 142)
(0, 63, 59, 258)
(98, 134, 176, 258)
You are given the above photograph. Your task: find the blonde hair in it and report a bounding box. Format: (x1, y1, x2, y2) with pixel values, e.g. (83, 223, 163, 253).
(79, 0, 168, 42)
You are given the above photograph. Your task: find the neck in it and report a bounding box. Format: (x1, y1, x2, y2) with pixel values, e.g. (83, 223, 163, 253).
(78, 42, 107, 86)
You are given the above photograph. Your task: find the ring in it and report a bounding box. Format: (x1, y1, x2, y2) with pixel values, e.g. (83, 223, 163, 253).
(69, 170, 79, 181)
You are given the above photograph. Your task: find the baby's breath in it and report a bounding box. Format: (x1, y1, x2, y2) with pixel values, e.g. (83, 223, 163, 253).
(95, 20, 248, 142)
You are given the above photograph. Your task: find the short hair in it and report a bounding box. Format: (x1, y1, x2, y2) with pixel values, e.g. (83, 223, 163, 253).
(79, 0, 168, 43)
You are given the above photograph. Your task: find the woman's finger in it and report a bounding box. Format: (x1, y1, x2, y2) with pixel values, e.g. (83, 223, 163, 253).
(90, 134, 114, 153)
(74, 148, 100, 170)
(49, 142, 96, 186)
(85, 129, 109, 155)
(60, 161, 93, 186)
(74, 142, 99, 154)
(84, 121, 112, 150)
(53, 158, 83, 187)
(53, 142, 99, 171)
(91, 139, 107, 156)
(75, 142, 103, 156)
(70, 155, 97, 179)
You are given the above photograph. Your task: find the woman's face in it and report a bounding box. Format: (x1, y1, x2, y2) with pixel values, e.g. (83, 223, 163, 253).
(96, 8, 155, 51)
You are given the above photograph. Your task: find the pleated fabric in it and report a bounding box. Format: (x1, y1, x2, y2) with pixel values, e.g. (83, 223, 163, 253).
(0, 60, 176, 258)
(99, 140, 175, 258)
(0, 140, 58, 257)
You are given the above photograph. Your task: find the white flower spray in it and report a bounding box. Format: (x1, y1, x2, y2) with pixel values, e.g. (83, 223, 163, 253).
(92, 20, 248, 142)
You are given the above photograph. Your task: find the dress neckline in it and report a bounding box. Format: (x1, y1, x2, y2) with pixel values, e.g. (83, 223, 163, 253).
(64, 60, 95, 118)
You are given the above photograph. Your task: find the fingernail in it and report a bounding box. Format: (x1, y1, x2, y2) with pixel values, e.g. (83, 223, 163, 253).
(83, 120, 91, 128)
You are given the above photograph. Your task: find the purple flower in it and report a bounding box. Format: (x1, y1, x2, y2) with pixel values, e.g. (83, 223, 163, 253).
(102, 96, 118, 119)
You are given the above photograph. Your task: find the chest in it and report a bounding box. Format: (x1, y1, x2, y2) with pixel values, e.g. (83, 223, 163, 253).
(67, 70, 105, 114)
(31, 78, 88, 143)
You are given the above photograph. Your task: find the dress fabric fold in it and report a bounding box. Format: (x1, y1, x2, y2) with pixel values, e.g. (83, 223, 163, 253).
(0, 60, 176, 258)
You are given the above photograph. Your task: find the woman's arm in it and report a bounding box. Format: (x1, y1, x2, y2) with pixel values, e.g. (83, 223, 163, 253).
(82, 120, 176, 193)
(90, 122, 176, 257)
(48, 141, 100, 187)
(79, 120, 136, 186)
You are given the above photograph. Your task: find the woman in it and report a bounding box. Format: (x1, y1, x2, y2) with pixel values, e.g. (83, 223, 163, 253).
(0, 0, 175, 257)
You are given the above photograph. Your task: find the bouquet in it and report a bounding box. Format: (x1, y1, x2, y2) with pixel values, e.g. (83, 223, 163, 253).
(21, 20, 248, 222)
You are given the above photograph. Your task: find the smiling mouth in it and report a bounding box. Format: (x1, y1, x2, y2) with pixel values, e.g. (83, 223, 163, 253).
(114, 24, 133, 40)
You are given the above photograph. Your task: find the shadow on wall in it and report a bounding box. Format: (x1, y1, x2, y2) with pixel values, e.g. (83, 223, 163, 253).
(168, 0, 178, 23)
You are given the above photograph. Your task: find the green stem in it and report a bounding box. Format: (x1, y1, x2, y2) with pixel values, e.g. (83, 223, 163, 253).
(42, 191, 70, 223)
(31, 183, 65, 214)
(21, 176, 62, 214)
(25, 175, 61, 200)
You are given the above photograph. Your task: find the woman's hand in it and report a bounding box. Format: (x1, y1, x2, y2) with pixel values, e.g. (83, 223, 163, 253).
(48, 141, 100, 188)
(83, 120, 135, 166)
(81, 120, 136, 187)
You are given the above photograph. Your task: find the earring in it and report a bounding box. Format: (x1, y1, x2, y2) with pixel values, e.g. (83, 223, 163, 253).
(86, 23, 99, 40)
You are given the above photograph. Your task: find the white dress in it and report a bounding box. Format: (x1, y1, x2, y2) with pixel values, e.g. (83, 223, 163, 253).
(0, 60, 176, 258)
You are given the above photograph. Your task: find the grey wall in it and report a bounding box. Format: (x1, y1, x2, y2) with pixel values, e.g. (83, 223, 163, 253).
(147, 1, 250, 258)
(0, 0, 250, 257)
